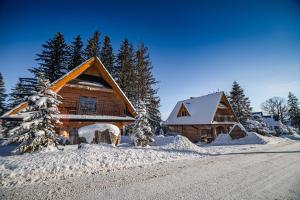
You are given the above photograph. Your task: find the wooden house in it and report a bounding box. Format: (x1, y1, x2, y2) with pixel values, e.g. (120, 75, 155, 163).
(1, 57, 137, 141)
(164, 92, 239, 143)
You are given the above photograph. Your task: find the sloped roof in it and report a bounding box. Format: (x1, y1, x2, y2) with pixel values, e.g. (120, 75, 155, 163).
(164, 92, 226, 125)
(2, 57, 137, 118)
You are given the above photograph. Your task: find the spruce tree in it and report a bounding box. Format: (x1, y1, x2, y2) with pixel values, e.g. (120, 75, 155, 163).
(8, 78, 38, 109)
(135, 44, 161, 130)
(84, 31, 101, 59)
(100, 36, 116, 78)
(0, 72, 7, 115)
(6, 76, 62, 154)
(287, 92, 300, 128)
(116, 39, 136, 103)
(130, 100, 154, 146)
(29, 32, 69, 82)
(228, 81, 252, 124)
(68, 35, 84, 71)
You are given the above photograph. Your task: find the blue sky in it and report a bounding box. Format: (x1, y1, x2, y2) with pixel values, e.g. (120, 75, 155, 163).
(0, 0, 299, 119)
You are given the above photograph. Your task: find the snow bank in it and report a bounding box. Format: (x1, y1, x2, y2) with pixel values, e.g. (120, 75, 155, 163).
(0, 135, 205, 187)
(78, 124, 120, 143)
(211, 132, 283, 146)
(152, 135, 205, 153)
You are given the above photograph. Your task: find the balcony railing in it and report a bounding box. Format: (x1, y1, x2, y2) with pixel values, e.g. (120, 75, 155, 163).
(214, 115, 235, 122)
(59, 99, 126, 117)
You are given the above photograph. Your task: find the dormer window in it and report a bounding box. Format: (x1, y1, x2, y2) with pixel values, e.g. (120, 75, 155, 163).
(177, 103, 190, 117)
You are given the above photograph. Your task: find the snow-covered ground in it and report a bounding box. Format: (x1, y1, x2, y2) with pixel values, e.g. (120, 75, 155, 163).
(0, 133, 298, 188)
(0, 135, 205, 187)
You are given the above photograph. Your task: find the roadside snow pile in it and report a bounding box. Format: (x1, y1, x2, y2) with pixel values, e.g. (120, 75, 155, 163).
(211, 132, 284, 146)
(152, 135, 206, 153)
(0, 135, 205, 187)
(78, 124, 120, 143)
(281, 133, 300, 141)
(244, 119, 274, 136)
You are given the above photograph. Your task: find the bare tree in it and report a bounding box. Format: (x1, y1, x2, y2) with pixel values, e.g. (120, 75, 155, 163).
(261, 97, 288, 123)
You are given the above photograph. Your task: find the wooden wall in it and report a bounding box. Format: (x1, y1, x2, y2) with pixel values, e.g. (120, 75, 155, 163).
(57, 84, 128, 117)
(167, 124, 234, 143)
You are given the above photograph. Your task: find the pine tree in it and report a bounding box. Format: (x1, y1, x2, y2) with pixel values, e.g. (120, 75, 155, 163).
(8, 78, 38, 109)
(29, 32, 69, 82)
(135, 44, 161, 131)
(228, 81, 252, 124)
(84, 31, 101, 59)
(68, 35, 83, 71)
(100, 36, 116, 78)
(130, 100, 154, 146)
(147, 92, 162, 133)
(287, 92, 300, 129)
(0, 72, 7, 115)
(116, 39, 136, 103)
(5, 76, 62, 154)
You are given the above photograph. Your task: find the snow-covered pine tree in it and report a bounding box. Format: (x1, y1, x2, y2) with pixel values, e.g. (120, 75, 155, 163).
(135, 44, 161, 131)
(228, 81, 252, 124)
(147, 92, 162, 134)
(287, 92, 300, 129)
(100, 36, 117, 79)
(68, 35, 84, 71)
(6, 76, 62, 153)
(8, 78, 38, 109)
(0, 72, 7, 115)
(130, 100, 154, 146)
(29, 32, 69, 82)
(84, 31, 101, 59)
(116, 39, 137, 103)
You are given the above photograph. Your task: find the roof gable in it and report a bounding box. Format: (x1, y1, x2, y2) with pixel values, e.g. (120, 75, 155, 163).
(177, 103, 191, 117)
(4, 57, 137, 117)
(165, 92, 230, 125)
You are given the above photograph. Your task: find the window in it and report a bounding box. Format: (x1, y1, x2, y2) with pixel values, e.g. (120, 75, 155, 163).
(80, 96, 97, 114)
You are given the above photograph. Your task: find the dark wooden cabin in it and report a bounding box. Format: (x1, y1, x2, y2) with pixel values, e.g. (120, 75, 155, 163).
(2, 57, 137, 141)
(164, 92, 240, 143)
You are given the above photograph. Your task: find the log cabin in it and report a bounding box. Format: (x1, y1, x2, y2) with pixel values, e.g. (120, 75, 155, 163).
(1, 57, 137, 143)
(164, 92, 239, 143)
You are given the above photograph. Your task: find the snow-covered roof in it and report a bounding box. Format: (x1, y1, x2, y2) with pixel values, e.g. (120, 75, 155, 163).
(164, 92, 225, 125)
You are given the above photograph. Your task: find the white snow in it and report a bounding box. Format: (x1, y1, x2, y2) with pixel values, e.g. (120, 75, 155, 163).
(78, 124, 120, 143)
(152, 135, 205, 153)
(211, 132, 285, 146)
(77, 81, 104, 87)
(0, 133, 294, 187)
(164, 92, 225, 125)
(0, 135, 205, 187)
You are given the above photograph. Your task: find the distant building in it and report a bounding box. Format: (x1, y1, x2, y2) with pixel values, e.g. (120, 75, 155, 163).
(164, 92, 240, 143)
(252, 112, 280, 131)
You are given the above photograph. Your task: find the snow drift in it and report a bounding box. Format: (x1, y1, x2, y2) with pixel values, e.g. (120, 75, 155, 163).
(211, 132, 283, 145)
(152, 135, 205, 153)
(0, 135, 204, 187)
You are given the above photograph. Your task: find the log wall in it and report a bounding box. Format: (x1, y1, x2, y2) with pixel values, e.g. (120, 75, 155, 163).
(57, 84, 128, 117)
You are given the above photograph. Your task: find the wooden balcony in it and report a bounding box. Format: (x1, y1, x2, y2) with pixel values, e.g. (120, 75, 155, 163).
(213, 115, 235, 122)
(59, 99, 127, 117)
